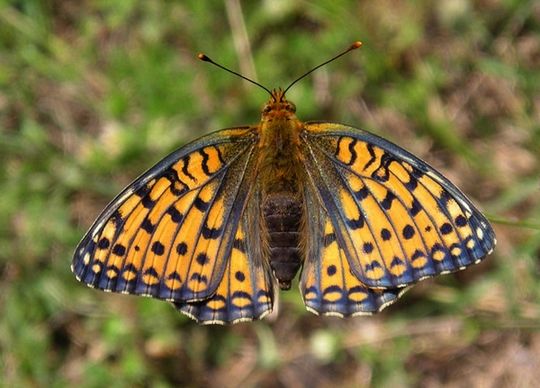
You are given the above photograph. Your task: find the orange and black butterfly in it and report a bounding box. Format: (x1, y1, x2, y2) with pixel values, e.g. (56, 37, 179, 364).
(72, 42, 495, 324)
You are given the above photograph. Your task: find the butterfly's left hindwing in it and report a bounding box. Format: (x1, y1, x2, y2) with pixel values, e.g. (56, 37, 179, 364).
(72, 127, 275, 323)
(301, 122, 495, 291)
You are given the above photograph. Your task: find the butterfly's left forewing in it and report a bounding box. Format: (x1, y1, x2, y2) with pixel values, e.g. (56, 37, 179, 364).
(300, 122, 495, 291)
(72, 127, 275, 323)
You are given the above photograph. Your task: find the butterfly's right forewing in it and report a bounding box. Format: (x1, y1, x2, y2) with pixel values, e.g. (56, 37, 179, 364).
(174, 201, 275, 324)
(300, 122, 495, 290)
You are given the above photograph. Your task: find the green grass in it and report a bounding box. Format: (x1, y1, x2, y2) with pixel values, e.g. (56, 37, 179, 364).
(1, 1, 540, 386)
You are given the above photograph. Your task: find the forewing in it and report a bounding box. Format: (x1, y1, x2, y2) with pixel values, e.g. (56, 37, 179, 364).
(301, 122, 495, 289)
(72, 127, 264, 303)
(301, 187, 403, 317)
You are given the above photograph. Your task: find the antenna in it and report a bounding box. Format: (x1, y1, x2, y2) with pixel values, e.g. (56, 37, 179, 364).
(283, 41, 362, 95)
(197, 53, 274, 98)
(198, 41, 363, 99)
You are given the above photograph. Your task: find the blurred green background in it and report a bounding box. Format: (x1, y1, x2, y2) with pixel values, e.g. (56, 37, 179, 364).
(1, 0, 540, 386)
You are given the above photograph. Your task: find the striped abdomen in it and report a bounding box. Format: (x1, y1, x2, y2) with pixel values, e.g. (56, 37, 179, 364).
(263, 192, 303, 290)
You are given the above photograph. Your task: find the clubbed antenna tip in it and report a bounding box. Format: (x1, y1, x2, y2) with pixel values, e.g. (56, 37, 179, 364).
(283, 40, 364, 95)
(197, 53, 210, 61)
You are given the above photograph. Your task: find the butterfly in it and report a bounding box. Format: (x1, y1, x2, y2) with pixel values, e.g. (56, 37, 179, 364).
(72, 42, 495, 324)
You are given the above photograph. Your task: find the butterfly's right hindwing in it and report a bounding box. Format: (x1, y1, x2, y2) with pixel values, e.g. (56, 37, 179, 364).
(174, 197, 275, 324)
(301, 186, 403, 317)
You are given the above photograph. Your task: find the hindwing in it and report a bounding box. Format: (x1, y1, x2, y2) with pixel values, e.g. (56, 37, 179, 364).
(174, 197, 275, 324)
(301, 186, 404, 316)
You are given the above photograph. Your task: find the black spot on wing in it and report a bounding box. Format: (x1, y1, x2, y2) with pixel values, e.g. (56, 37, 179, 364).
(141, 195, 155, 209)
(390, 256, 404, 268)
(112, 244, 126, 256)
(411, 249, 425, 261)
(194, 197, 210, 211)
(380, 228, 392, 241)
(402, 225, 415, 240)
(363, 242, 374, 253)
(98, 237, 110, 249)
(233, 238, 246, 253)
(151, 241, 165, 255)
(438, 190, 452, 210)
(135, 184, 151, 198)
(235, 271, 245, 281)
(167, 207, 184, 223)
(190, 273, 208, 284)
(354, 186, 370, 200)
(455, 214, 467, 227)
(405, 175, 418, 191)
(440, 222, 453, 235)
(176, 242, 188, 255)
(141, 219, 155, 233)
(144, 267, 159, 278)
(323, 285, 343, 296)
(201, 224, 223, 239)
(167, 271, 182, 281)
(409, 198, 422, 216)
(231, 290, 252, 300)
(381, 190, 396, 210)
(346, 215, 364, 229)
(364, 260, 383, 272)
(323, 232, 337, 247)
(327, 265, 337, 276)
(111, 210, 123, 225)
(196, 253, 209, 265)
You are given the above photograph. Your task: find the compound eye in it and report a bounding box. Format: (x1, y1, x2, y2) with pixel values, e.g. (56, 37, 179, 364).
(262, 104, 272, 114)
(286, 102, 296, 112)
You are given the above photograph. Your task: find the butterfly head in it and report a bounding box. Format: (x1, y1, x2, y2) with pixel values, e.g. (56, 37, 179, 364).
(260, 88, 297, 123)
